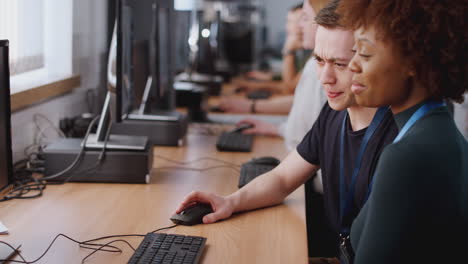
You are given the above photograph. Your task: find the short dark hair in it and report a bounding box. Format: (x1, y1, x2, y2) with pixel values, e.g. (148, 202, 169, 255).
(338, 0, 467, 103)
(314, 0, 341, 29)
(290, 3, 303, 11)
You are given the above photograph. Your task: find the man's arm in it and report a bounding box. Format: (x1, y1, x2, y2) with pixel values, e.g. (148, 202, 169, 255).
(175, 150, 319, 223)
(228, 149, 319, 213)
(218, 95, 294, 114)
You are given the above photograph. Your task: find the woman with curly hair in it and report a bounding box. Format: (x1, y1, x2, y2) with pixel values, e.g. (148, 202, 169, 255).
(336, 0, 467, 263)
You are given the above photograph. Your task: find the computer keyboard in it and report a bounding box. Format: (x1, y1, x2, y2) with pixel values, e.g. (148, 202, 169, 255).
(128, 233, 206, 264)
(246, 90, 272, 100)
(238, 162, 276, 188)
(216, 132, 253, 152)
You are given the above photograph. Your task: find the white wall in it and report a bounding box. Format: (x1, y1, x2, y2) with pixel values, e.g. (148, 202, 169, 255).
(264, 0, 298, 49)
(11, 0, 108, 161)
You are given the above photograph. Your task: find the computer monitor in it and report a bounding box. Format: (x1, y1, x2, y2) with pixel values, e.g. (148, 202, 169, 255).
(0, 40, 13, 197)
(119, 0, 176, 116)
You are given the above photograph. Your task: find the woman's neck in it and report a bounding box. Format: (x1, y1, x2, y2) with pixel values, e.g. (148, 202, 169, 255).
(347, 106, 378, 131)
(391, 81, 431, 114)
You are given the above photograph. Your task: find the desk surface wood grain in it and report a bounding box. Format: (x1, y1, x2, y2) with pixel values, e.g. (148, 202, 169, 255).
(0, 133, 307, 264)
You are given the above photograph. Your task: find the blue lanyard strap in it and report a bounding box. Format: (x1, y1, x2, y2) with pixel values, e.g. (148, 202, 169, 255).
(339, 107, 388, 235)
(393, 101, 446, 143)
(364, 101, 446, 202)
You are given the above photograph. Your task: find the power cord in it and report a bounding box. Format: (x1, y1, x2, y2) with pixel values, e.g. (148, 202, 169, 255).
(154, 165, 240, 173)
(1, 115, 102, 202)
(0, 224, 178, 264)
(154, 154, 241, 168)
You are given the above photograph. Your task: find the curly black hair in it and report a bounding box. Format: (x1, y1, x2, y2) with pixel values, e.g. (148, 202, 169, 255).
(338, 0, 467, 103)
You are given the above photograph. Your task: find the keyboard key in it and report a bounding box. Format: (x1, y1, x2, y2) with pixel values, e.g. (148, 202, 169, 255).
(128, 233, 206, 264)
(216, 132, 253, 152)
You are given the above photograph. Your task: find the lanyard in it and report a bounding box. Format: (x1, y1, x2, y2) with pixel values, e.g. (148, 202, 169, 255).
(339, 107, 388, 236)
(339, 101, 446, 236)
(392, 101, 446, 143)
(364, 101, 446, 198)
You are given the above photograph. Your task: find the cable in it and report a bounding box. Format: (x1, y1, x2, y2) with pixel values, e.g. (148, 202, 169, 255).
(32, 113, 65, 145)
(154, 154, 241, 168)
(0, 241, 26, 262)
(154, 165, 240, 173)
(150, 224, 178, 233)
(40, 114, 101, 181)
(0, 225, 178, 263)
(0, 115, 101, 202)
(81, 239, 135, 264)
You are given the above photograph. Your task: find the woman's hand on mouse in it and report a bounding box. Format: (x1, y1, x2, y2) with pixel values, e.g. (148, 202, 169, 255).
(174, 191, 235, 224)
(237, 119, 280, 137)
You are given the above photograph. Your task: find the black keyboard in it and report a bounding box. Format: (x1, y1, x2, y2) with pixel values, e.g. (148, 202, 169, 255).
(246, 90, 272, 100)
(216, 132, 253, 152)
(238, 162, 276, 188)
(128, 233, 206, 264)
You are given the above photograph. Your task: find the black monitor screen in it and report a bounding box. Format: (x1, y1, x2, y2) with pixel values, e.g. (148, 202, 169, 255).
(0, 40, 13, 193)
(118, 0, 175, 115)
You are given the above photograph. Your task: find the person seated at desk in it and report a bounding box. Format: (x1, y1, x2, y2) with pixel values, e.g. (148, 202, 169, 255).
(336, 0, 468, 263)
(216, 3, 312, 114)
(174, 1, 398, 262)
(233, 3, 308, 95)
(232, 0, 328, 150)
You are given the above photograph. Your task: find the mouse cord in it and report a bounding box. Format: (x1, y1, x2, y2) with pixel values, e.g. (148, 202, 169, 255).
(0, 224, 178, 264)
(154, 154, 241, 168)
(154, 165, 240, 173)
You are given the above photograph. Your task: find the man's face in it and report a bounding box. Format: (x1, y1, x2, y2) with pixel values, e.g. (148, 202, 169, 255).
(314, 26, 356, 111)
(299, 0, 318, 50)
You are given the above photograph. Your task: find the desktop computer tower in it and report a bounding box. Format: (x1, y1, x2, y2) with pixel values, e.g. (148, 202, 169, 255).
(42, 138, 153, 184)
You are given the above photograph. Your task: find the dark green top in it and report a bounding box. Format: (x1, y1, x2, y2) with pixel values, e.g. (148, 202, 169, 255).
(350, 102, 468, 263)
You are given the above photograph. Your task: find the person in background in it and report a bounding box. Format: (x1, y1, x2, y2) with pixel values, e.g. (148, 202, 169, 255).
(232, 3, 307, 95)
(336, 0, 468, 263)
(218, 0, 318, 115)
(174, 1, 398, 263)
(217, 0, 326, 116)
(235, 0, 327, 151)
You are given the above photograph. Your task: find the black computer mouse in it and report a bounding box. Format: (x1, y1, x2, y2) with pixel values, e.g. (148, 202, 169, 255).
(251, 156, 280, 166)
(209, 105, 224, 113)
(230, 123, 254, 133)
(170, 203, 213, 226)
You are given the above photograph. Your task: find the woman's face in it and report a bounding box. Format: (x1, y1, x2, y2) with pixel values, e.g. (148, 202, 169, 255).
(348, 26, 414, 113)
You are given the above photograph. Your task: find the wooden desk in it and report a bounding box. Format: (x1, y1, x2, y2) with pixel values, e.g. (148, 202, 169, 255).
(0, 133, 307, 264)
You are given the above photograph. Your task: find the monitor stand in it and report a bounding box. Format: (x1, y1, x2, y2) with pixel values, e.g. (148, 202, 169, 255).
(84, 92, 148, 151)
(111, 113, 188, 147)
(110, 78, 189, 147)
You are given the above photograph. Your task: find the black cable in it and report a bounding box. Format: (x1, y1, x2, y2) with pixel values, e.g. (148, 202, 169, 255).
(154, 165, 240, 173)
(0, 234, 135, 264)
(150, 224, 178, 233)
(0, 241, 26, 262)
(1, 115, 101, 202)
(40, 114, 101, 181)
(0, 225, 178, 263)
(154, 154, 241, 168)
(81, 239, 135, 264)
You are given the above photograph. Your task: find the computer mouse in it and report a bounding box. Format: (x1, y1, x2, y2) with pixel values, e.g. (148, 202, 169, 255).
(209, 105, 224, 113)
(230, 123, 254, 133)
(251, 156, 280, 166)
(170, 203, 213, 226)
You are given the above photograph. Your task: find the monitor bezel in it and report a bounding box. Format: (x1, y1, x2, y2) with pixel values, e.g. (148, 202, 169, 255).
(0, 39, 14, 197)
